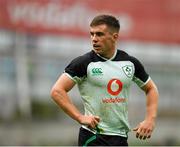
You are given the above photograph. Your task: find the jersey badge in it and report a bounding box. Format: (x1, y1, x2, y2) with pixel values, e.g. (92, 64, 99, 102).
(122, 65, 133, 78)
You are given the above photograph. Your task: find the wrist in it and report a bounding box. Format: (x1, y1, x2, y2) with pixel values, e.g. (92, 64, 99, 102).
(145, 115, 156, 121)
(76, 114, 83, 124)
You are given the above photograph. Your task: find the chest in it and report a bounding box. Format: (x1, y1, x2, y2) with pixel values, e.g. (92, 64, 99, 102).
(87, 61, 135, 87)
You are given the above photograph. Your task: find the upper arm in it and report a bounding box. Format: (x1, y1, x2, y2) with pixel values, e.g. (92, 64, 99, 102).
(141, 79, 158, 94)
(131, 56, 150, 88)
(51, 73, 76, 93)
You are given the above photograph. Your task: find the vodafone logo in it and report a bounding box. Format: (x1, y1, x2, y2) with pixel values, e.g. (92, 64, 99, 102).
(107, 79, 123, 96)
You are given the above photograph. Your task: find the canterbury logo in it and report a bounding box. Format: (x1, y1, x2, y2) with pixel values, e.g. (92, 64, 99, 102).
(92, 68, 103, 75)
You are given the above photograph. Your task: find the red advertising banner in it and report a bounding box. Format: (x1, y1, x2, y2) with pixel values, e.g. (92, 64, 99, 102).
(0, 0, 180, 43)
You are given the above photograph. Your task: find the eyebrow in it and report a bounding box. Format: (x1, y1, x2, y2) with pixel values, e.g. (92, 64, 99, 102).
(90, 31, 104, 35)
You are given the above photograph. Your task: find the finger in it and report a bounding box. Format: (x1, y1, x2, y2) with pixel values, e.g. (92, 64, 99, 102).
(90, 122, 95, 129)
(88, 125, 92, 129)
(136, 127, 143, 139)
(133, 124, 140, 131)
(87, 118, 95, 129)
(133, 127, 138, 131)
(94, 119, 99, 126)
(141, 128, 152, 140)
(142, 129, 148, 140)
(139, 135, 143, 140)
(136, 131, 140, 138)
(143, 135, 147, 140)
(94, 116, 100, 122)
(136, 132, 139, 138)
(146, 130, 152, 139)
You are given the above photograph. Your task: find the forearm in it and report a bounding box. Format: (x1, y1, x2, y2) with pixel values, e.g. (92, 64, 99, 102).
(51, 89, 82, 123)
(145, 85, 159, 121)
(133, 81, 159, 140)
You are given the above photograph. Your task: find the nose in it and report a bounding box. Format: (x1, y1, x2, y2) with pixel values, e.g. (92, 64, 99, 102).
(91, 34, 98, 43)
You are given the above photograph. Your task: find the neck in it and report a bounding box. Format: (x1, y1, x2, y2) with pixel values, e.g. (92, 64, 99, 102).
(97, 48, 116, 60)
(104, 50, 115, 59)
(104, 43, 116, 59)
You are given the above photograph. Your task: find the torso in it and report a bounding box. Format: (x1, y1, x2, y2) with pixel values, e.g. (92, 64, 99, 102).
(65, 49, 150, 137)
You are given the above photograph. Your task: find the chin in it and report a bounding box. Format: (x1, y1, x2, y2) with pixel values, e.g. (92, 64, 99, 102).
(94, 48, 102, 53)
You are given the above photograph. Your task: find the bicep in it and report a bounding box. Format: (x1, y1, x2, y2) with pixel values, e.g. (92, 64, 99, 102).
(131, 56, 149, 88)
(52, 73, 76, 92)
(141, 79, 157, 94)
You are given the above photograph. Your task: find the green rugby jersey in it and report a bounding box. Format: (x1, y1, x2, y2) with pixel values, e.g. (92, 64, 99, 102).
(65, 49, 150, 137)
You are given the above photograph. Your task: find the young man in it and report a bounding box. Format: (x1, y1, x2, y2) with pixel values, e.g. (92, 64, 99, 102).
(51, 14, 159, 146)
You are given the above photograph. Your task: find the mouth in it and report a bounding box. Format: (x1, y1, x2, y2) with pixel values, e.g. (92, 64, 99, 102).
(93, 44, 101, 49)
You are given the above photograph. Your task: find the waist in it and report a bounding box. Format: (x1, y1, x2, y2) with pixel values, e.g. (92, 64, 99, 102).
(82, 125, 129, 137)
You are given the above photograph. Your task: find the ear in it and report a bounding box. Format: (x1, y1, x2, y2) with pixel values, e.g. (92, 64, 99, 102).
(113, 33, 119, 41)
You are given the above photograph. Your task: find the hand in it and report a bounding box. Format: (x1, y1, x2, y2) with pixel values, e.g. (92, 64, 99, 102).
(133, 118, 155, 140)
(77, 115, 100, 129)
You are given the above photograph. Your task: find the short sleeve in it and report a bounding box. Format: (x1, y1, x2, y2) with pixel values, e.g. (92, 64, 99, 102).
(64, 56, 87, 83)
(130, 56, 150, 87)
(64, 51, 94, 83)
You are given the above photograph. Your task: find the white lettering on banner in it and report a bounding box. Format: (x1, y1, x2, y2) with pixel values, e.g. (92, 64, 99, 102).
(7, 2, 95, 30)
(6, 1, 132, 34)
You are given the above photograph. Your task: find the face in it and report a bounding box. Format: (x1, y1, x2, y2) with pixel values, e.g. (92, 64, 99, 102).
(90, 24, 118, 58)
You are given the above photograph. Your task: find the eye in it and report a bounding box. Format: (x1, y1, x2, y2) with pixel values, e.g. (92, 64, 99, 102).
(96, 32, 104, 36)
(90, 32, 94, 36)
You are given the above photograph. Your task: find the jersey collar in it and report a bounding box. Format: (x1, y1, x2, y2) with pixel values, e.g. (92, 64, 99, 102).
(96, 49, 117, 61)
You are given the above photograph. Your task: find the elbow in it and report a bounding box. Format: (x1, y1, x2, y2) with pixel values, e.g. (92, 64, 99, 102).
(50, 87, 56, 100)
(50, 87, 61, 101)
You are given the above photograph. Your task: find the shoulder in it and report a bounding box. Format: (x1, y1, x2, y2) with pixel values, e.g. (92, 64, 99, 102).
(117, 50, 150, 86)
(65, 51, 98, 78)
(115, 49, 140, 63)
(69, 51, 93, 65)
(116, 49, 147, 73)
(69, 50, 105, 66)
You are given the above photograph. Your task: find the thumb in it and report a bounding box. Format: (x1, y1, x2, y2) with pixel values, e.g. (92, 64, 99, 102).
(94, 116, 100, 122)
(133, 125, 139, 131)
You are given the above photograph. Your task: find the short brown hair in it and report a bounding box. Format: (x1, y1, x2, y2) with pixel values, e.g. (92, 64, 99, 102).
(90, 14, 120, 32)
